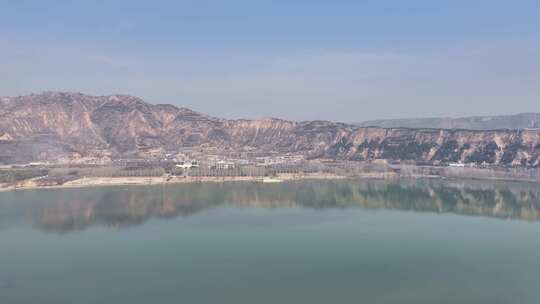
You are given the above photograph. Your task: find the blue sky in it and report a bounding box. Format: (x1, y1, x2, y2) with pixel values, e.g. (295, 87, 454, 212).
(1, 0, 539, 121)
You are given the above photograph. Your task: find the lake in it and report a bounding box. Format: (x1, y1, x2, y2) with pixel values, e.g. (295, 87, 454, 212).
(1, 179, 540, 304)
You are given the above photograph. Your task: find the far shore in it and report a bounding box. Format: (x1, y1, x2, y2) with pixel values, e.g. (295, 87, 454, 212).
(0, 173, 348, 193)
(2, 168, 540, 193)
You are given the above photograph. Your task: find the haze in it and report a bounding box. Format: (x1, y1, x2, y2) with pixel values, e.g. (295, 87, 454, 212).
(1, 0, 539, 122)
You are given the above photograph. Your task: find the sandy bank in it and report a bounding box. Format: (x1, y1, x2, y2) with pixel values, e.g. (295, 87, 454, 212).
(0, 173, 347, 192)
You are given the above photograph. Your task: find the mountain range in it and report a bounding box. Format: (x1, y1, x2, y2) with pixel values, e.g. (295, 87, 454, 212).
(1, 92, 539, 167)
(357, 113, 540, 130)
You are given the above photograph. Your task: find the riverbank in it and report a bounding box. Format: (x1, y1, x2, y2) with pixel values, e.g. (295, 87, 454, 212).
(2, 164, 540, 193)
(0, 173, 347, 192)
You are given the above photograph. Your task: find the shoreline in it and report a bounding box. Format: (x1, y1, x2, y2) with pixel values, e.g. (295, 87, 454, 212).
(2, 170, 540, 193)
(0, 173, 348, 193)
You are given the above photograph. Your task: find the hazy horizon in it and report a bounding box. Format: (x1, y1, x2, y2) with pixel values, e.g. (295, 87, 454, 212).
(4, 90, 540, 124)
(1, 1, 539, 121)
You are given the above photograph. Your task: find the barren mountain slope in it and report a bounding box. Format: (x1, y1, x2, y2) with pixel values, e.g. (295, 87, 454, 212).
(1, 92, 539, 167)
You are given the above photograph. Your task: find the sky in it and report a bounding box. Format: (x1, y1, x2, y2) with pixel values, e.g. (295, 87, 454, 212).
(1, 0, 539, 122)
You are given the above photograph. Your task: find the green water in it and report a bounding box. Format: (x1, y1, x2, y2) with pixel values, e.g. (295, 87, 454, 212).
(1, 179, 540, 304)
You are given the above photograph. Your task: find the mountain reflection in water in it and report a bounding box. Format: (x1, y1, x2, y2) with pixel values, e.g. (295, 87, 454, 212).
(1, 179, 539, 233)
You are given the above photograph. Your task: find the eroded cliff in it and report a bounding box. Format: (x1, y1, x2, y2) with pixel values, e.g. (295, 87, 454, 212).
(1, 92, 539, 167)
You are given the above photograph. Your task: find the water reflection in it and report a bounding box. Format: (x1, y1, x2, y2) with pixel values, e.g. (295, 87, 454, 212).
(1, 179, 539, 233)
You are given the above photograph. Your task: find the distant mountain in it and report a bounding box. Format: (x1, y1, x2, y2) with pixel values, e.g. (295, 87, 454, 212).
(0, 92, 347, 163)
(356, 113, 540, 130)
(1, 92, 540, 167)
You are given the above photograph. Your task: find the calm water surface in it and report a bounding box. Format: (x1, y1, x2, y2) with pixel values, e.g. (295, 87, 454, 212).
(1, 179, 540, 304)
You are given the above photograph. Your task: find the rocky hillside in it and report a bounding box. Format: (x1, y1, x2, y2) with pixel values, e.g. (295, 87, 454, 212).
(327, 127, 540, 167)
(1, 92, 540, 167)
(356, 113, 540, 130)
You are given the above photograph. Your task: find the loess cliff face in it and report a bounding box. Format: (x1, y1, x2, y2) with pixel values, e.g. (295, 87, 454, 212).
(0, 92, 539, 167)
(331, 128, 540, 167)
